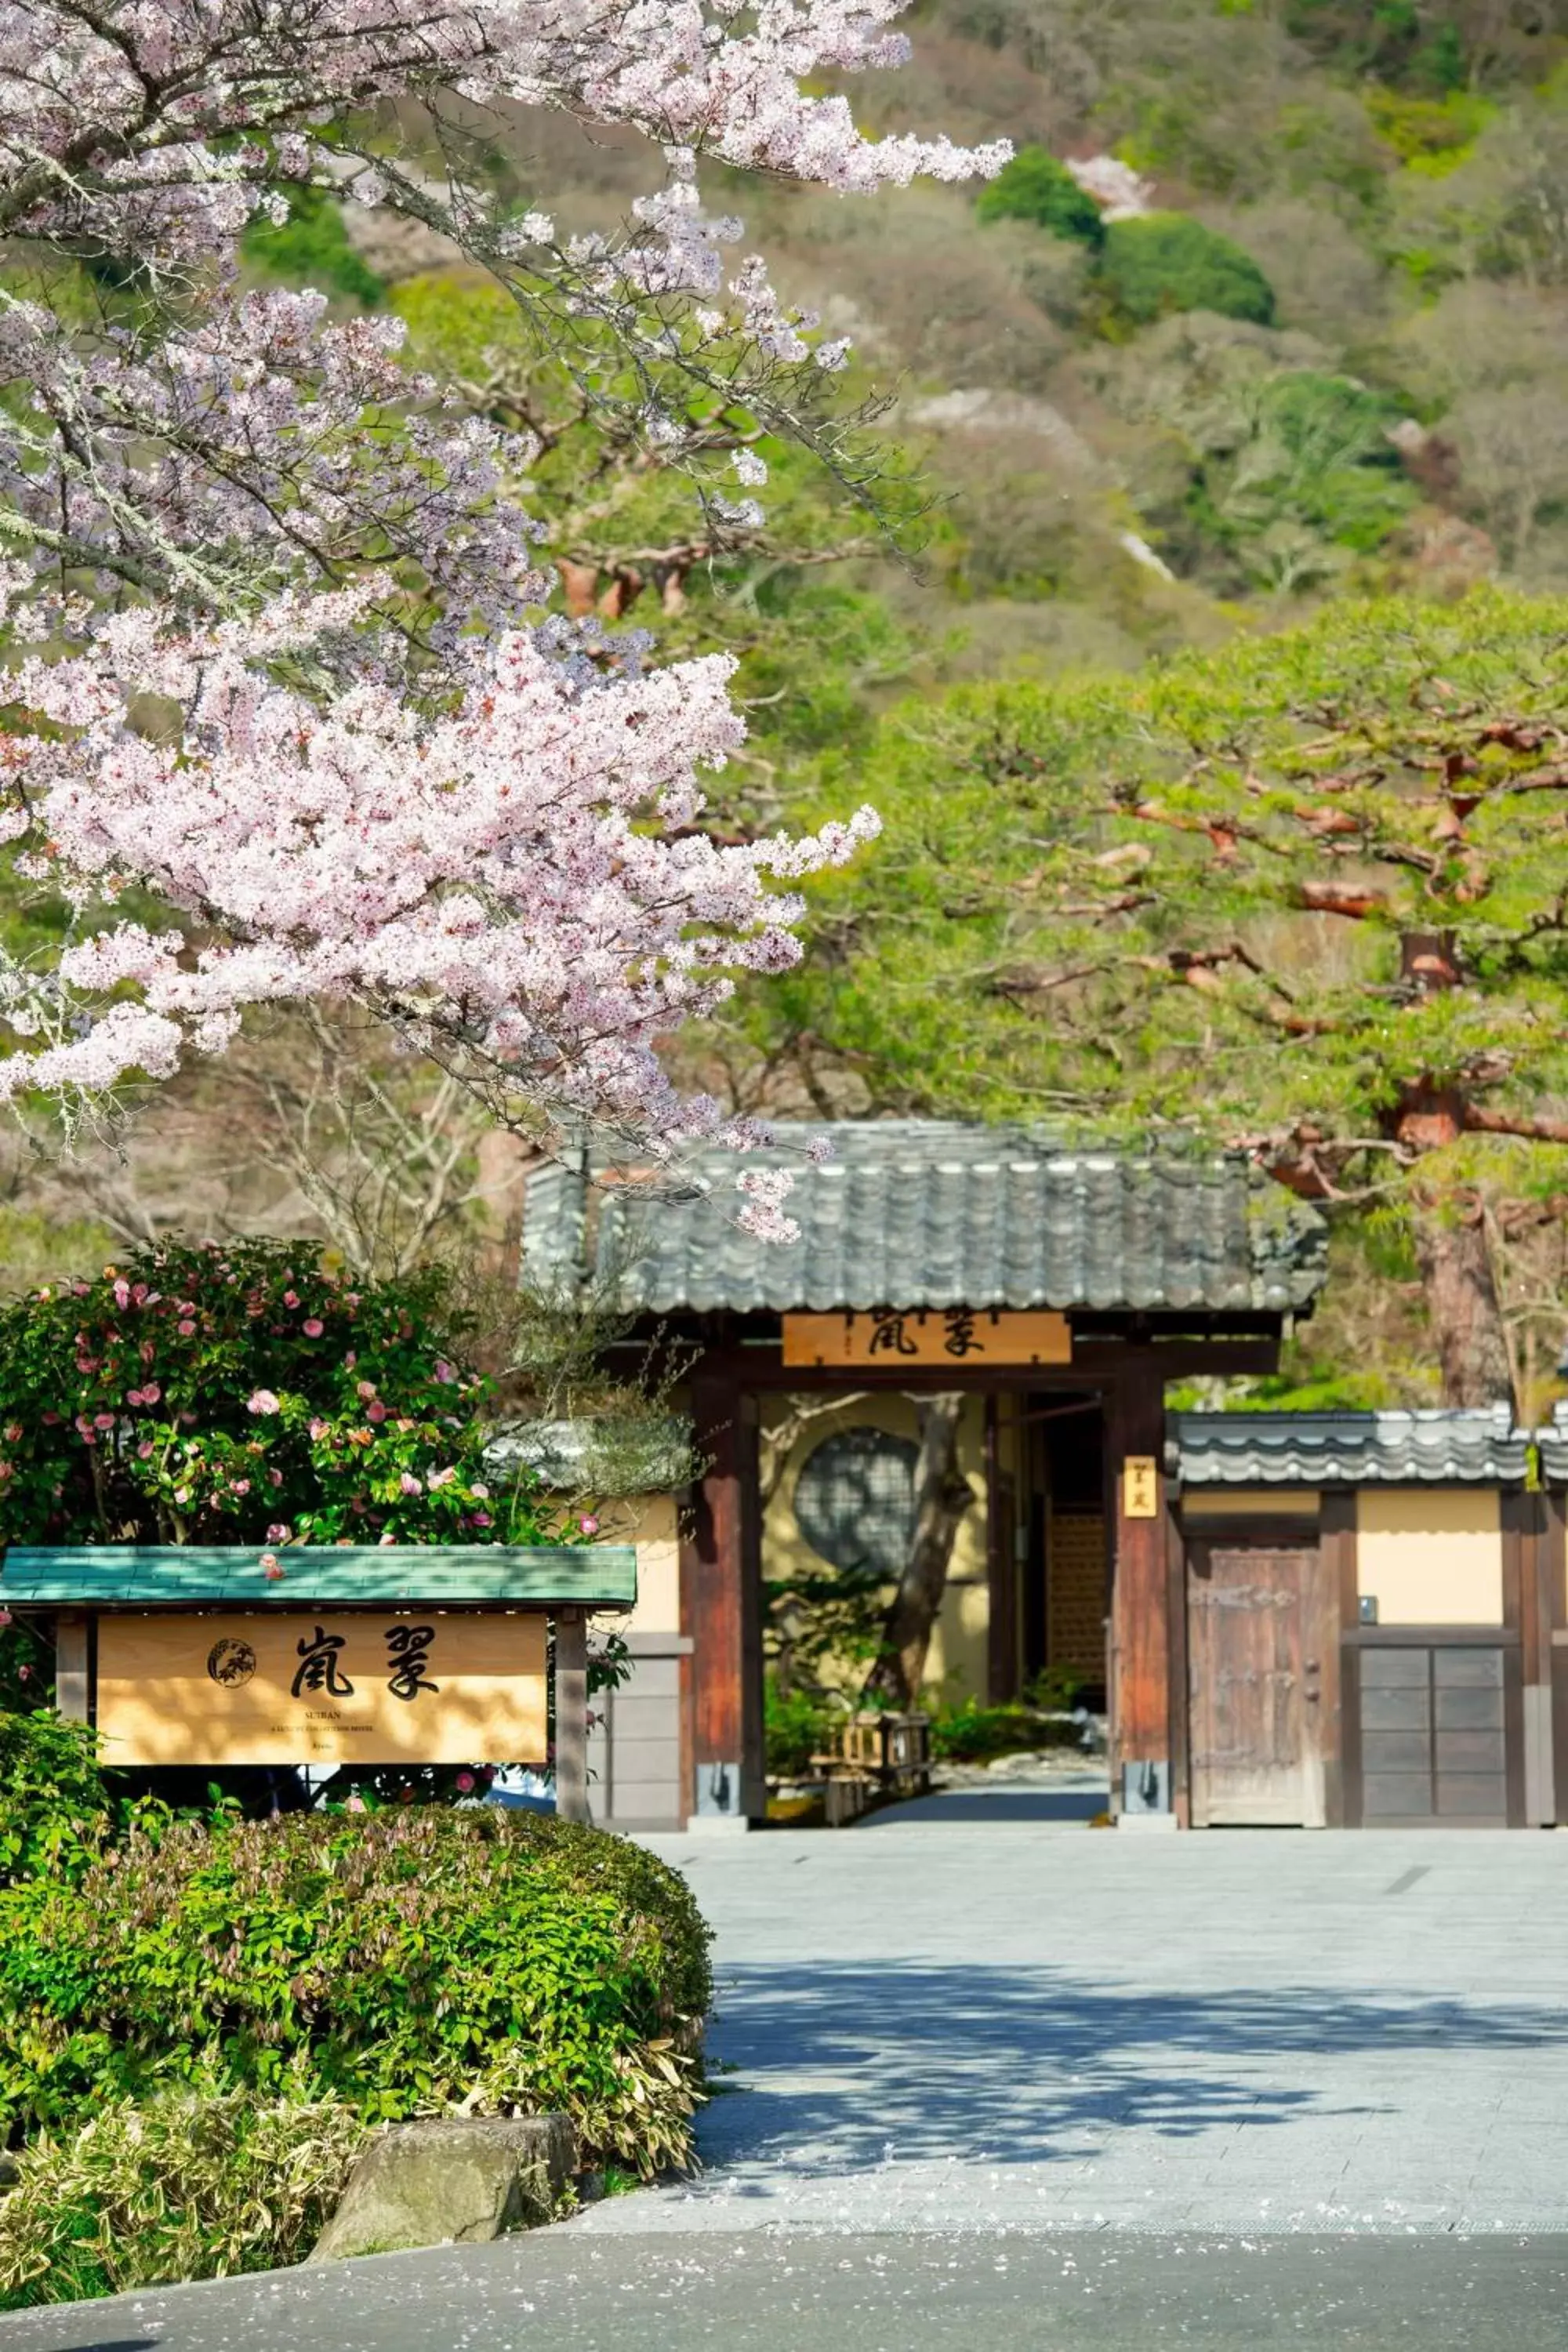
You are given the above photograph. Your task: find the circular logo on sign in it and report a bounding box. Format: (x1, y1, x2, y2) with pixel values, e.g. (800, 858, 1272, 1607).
(206, 1638, 256, 1689)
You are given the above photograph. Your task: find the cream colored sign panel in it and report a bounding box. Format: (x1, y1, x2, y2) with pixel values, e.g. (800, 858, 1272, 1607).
(96, 1610, 547, 1766)
(782, 1308, 1071, 1370)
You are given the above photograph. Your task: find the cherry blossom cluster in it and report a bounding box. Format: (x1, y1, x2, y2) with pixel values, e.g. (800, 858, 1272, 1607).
(0, 0, 1001, 1203)
(0, 575, 880, 1213)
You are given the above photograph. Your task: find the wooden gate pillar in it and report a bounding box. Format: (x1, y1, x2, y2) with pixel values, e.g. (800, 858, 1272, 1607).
(681, 1374, 764, 1826)
(1108, 1366, 1173, 1819)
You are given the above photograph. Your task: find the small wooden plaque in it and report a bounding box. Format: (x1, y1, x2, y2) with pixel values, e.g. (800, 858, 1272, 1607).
(1122, 1457, 1160, 1519)
(782, 1308, 1071, 1370)
(95, 1609, 547, 1767)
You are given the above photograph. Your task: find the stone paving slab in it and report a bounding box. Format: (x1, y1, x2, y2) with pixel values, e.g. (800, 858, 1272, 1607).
(568, 1788, 1568, 2238)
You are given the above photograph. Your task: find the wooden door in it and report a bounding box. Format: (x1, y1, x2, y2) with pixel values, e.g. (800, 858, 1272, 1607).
(1352, 1642, 1519, 1825)
(1188, 1542, 1325, 1827)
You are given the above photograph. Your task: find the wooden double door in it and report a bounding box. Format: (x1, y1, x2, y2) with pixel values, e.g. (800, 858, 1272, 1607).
(1187, 1537, 1327, 1827)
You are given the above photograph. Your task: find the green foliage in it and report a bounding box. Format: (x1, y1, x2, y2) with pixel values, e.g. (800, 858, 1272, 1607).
(241, 187, 385, 307)
(976, 147, 1106, 248)
(0, 1802, 711, 2175)
(0, 1711, 110, 1887)
(734, 587, 1568, 1232)
(0, 1238, 556, 1549)
(1097, 214, 1277, 328)
(927, 1700, 1083, 1762)
(1365, 85, 1495, 171)
(0, 2089, 368, 2309)
(764, 1678, 837, 1778)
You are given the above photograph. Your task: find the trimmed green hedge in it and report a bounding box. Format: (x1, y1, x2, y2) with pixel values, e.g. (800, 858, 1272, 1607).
(0, 1802, 711, 2176)
(1098, 212, 1276, 325)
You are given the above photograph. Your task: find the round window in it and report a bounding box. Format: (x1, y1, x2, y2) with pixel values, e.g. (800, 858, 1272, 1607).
(793, 1425, 920, 1576)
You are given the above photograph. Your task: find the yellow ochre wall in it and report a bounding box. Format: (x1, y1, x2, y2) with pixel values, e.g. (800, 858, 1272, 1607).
(1356, 1486, 1504, 1627)
(1181, 1485, 1505, 1627)
(591, 1490, 681, 1638)
(761, 1391, 992, 1701)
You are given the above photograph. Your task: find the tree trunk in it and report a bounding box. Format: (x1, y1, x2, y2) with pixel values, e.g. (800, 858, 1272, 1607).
(1410, 1195, 1515, 1410)
(1392, 1072, 1515, 1412)
(862, 1394, 978, 1709)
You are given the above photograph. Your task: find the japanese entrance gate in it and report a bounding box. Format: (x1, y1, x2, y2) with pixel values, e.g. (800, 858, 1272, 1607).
(521, 1122, 1329, 1829)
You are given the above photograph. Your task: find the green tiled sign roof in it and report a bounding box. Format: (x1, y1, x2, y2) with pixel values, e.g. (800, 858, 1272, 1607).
(1171, 1408, 1528, 1486)
(0, 1544, 637, 1609)
(524, 1121, 1327, 1316)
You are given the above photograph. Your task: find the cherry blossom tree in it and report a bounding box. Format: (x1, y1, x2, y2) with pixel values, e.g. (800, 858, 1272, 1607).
(0, 1, 1004, 1221)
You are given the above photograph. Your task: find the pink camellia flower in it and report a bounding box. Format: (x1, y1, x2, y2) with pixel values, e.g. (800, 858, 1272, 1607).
(40, 1410, 59, 1425)
(137, 1441, 154, 1460)
(177, 1319, 196, 1337)
(263, 1562, 286, 1582)
(93, 1412, 116, 1431)
(17, 1663, 31, 1683)
(3, 1423, 20, 1443)
(303, 1318, 323, 1338)
(112, 1278, 130, 1308)
(0, 1464, 12, 1484)
(283, 1291, 299, 1308)
(0, 1606, 11, 1627)
(268, 1467, 283, 1487)
(266, 1523, 291, 1542)
(247, 1388, 280, 1415)
(427, 1466, 455, 1489)
(232, 1478, 250, 1496)
(126, 1388, 144, 1408)
(309, 1417, 328, 1441)
(259, 1551, 278, 1570)
(399, 1471, 421, 1496)
(141, 1383, 161, 1405)
(356, 1380, 376, 1402)
(470, 1511, 493, 1529)
(470, 1483, 489, 1501)
(455, 1771, 476, 1794)
(367, 1401, 387, 1424)
(343, 1351, 357, 1370)
(434, 1360, 456, 1385)
(579, 1514, 600, 1537)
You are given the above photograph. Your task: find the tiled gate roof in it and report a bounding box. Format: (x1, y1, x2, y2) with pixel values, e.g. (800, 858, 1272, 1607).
(522, 1121, 1327, 1316)
(1171, 1406, 1530, 1486)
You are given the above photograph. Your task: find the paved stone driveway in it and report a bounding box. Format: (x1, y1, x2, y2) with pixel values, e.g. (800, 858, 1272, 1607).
(572, 1777, 1568, 2237)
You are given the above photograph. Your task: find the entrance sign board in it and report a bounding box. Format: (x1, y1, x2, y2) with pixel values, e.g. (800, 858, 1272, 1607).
(0, 1544, 636, 1817)
(96, 1609, 548, 1767)
(782, 1308, 1072, 1370)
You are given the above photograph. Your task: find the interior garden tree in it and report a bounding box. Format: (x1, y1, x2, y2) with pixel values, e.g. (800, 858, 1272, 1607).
(0, 0, 1003, 1203)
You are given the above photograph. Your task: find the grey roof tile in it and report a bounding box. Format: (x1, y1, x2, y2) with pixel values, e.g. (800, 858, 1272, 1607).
(1534, 1404, 1568, 1487)
(522, 1120, 1327, 1316)
(1171, 1407, 1530, 1486)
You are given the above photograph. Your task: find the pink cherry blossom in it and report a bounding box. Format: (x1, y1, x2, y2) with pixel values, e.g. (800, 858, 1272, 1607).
(0, 0, 996, 1202)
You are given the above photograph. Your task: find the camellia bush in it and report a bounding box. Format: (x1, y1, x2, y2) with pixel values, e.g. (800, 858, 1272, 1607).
(0, 1236, 543, 1552)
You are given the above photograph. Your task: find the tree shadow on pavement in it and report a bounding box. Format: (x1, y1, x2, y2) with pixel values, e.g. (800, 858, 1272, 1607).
(694, 1961, 1568, 2172)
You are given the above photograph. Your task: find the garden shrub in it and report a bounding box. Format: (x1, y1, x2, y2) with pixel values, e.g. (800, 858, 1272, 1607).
(0, 1239, 548, 1551)
(0, 2089, 368, 2309)
(929, 1700, 1085, 1763)
(976, 147, 1105, 248)
(1098, 214, 1276, 327)
(0, 1711, 110, 1888)
(0, 1805, 711, 2177)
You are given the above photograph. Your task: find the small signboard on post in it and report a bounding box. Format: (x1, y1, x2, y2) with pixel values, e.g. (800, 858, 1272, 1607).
(0, 1543, 636, 1822)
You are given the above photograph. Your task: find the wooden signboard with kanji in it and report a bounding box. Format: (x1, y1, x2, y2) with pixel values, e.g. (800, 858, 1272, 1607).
(95, 1609, 549, 1767)
(782, 1307, 1072, 1370)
